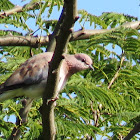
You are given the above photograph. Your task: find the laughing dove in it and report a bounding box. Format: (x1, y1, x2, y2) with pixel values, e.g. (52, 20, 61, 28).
(0, 52, 94, 102)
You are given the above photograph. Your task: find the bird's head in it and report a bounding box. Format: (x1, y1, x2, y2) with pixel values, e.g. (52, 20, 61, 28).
(74, 53, 94, 70)
(64, 53, 94, 74)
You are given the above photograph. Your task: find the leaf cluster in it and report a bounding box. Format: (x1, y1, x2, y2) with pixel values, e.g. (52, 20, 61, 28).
(0, 2, 140, 140)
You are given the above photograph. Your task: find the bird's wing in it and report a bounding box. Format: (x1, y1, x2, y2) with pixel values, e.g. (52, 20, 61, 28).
(0, 52, 53, 93)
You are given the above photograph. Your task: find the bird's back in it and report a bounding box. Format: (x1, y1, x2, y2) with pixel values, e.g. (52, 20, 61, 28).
(0, 52, 53, 101)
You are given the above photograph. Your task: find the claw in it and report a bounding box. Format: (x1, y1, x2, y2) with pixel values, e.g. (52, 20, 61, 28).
(47, 96, 59, 105)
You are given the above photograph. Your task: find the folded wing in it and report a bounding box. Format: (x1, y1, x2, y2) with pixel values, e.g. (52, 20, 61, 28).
(0, 52, 53, 94)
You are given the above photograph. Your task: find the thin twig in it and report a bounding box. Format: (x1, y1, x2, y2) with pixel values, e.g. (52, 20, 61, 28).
(90, 101, 99, 127)
(0, 3, 41, 18)
(108, 56, 125, 89)
(8, 99, 33, 140)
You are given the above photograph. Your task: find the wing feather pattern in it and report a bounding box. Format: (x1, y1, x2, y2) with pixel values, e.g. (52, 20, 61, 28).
(0, 52, 53, 93)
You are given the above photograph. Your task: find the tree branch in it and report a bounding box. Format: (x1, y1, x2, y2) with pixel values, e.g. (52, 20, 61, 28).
(47, 5, 68, 52)
(0, 20, 140, 47)
(0, 35, 49, 47)
(0, 2, 41, 18)
(123, 122, 140, 140)
(40, 0, 78, 139)
(8, 99, 33, 140)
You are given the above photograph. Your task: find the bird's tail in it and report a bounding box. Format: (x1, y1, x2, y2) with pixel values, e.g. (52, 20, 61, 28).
(0, 83, 4, 94)
(0, 91, 17, 102)
(0, 83, 15, 102)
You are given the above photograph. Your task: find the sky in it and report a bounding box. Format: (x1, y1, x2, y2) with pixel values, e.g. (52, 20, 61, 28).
(8, 0, 140, 32)
(10, 0, 139, 18)
(78, 0, 139, 17)
(2, 0, 140, 139)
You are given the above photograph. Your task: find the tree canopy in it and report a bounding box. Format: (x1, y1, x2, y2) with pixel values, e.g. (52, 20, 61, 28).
(0, 0, 140, 139)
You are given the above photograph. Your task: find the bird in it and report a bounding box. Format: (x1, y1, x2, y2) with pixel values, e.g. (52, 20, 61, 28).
(0, 52, 94, 102)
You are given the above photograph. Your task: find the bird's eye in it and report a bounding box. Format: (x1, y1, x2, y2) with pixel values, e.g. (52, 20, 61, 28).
(82, 59, 86, 62)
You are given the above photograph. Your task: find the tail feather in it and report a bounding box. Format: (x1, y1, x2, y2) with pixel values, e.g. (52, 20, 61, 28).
(0, 83, 17, 102)
(0, 91, 17, 102)
(0, 83, 4, 94)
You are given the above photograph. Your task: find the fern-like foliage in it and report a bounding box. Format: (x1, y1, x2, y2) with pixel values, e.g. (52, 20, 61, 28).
(78, 10, 107, 29)
(0, 1, 140, 140)
(66, 19, 140, 138)
(89, 27, 140, 63)
(100, 12, 138, 28)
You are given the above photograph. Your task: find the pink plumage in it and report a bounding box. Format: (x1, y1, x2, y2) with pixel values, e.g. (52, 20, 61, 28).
(0, 52, 94, 102)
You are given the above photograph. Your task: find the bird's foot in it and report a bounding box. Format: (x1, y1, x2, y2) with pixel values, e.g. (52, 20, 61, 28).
(47, 96, 59, 105)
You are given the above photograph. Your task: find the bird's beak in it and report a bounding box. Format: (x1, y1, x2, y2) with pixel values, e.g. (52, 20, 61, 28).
(88, 65, 94, 71)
